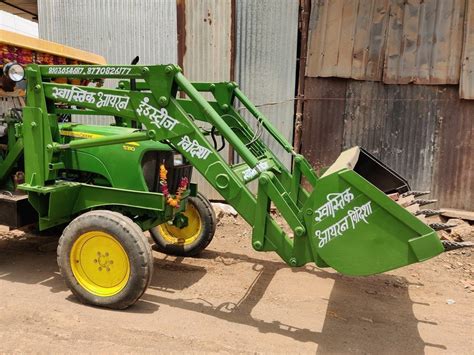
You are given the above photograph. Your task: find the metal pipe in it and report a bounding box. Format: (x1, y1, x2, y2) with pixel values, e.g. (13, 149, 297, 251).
(175, 72, 259, 167)
(293, 0, 311, 153)
(234, 88, 295, 154)
(56, 131, 151, 150)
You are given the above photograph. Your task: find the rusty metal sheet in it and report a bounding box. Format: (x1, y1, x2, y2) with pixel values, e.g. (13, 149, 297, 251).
(460, 0, 474, 99)
(181, 0, 232, 82)
(301, 77, 347, 173)
(306, 0, 390, 81)
(343, 81, 438, 191)
(432, 86, 474, 211)
(384, 0, 466, 84)
(301, 78, 473, 210)
(307, 0, 466, 85)
(178, 0, 234, 200)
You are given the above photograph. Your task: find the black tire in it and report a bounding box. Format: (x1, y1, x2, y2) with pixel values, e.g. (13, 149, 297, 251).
(94, 210, 154, 298)
(57, 210, 153, 309)
(150, 192, 216, 256)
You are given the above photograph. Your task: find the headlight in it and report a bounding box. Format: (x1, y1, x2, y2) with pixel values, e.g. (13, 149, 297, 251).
(173, 153, 184, 166)
(3, 63, 25, 82)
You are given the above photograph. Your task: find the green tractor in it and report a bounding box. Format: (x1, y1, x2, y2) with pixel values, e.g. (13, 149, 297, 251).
(0, 33, 447, 309)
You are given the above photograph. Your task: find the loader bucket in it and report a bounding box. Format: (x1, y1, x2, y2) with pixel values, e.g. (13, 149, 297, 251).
(321, 147, 410, 194)
(304, 147, 444, 276)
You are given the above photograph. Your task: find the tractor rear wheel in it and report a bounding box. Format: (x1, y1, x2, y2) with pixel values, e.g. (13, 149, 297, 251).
(150, 192, 216, 257)
(57, 210, 153, 309)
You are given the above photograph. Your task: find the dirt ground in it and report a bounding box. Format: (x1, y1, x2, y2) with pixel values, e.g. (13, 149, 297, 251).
(0, 215, 473, 354)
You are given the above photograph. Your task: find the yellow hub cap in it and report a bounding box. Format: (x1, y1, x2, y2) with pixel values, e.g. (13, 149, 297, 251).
(70, 231, 130, 297)
(158, 202, 202, 245)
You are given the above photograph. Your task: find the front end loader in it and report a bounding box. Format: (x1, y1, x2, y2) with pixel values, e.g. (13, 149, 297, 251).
(0, 53, 445, 308)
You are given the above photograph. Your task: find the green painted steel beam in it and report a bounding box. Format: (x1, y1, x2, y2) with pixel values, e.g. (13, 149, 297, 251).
(174, 72, 259, 168)
(234, 87, 295, 154)
(54, 131, 152, 150)
(0, 138, 23, 184)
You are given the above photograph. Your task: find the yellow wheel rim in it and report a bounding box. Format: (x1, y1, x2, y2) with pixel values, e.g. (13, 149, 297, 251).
(70, 231, 130, 297)
(158, 202, 202, 245)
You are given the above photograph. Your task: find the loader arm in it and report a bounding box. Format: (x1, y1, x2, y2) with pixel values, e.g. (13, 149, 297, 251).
(22, 64, 444, 275)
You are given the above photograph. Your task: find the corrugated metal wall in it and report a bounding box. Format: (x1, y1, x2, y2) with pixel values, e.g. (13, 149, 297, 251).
(180, 0, 232, 82)
(235, 0, 299, 169)
(38, 0, 177, 125)
(180, 0, 299, 195)
(461, 0, 474, 98)
(38, 0, 177, 64)
(384, 0, 465, 85)
(306, 0, 390, 80)
(36, 0, 471, 209)
(431, 88, 474, 210)
(306, 0, 468, 85)
(301, 0, 474, 210)
(343, 81, 438, 190)
(301, 77, 474, 210)
(178, 0, 233, 199)
(37, 0, 300, 199)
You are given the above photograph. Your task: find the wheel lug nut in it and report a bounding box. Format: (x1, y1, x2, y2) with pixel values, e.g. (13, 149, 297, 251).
(105, 252, 109, 257)
(93, 259, 97, 263)
(98, 267, 102, 271)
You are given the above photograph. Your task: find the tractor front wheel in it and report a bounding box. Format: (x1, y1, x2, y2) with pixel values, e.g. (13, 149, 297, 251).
(150, 192, 216, 257)
(57, 210, 153, 309)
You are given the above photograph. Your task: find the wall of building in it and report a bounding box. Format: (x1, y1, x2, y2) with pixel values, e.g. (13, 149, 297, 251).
(37, 0, 473, 209)
(37, 0, 300, 200)
(301, 0, 473, 210)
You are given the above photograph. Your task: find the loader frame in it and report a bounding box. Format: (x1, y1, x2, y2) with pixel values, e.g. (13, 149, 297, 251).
(0, 64, 443, 275)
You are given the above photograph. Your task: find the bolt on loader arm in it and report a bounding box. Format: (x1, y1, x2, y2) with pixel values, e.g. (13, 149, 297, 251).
(23, 63, 443, 276)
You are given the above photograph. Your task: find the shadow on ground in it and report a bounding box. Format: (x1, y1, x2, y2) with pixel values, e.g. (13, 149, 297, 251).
(0, 234, 446, 352)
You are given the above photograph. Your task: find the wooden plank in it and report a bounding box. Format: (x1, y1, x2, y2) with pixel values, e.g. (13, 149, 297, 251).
(440, 208, 474, 221)
(460, 0, 474, 98)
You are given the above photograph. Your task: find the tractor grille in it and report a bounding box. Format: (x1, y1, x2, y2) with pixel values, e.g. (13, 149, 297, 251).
(141, 150, 193, 194)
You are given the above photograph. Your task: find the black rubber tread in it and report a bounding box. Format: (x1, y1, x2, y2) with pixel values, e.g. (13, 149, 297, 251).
(195, 192, 217, 248)
(93, 210, 154, 298)
(150, 193, 216, 257)
(57, 210, 153, 309)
